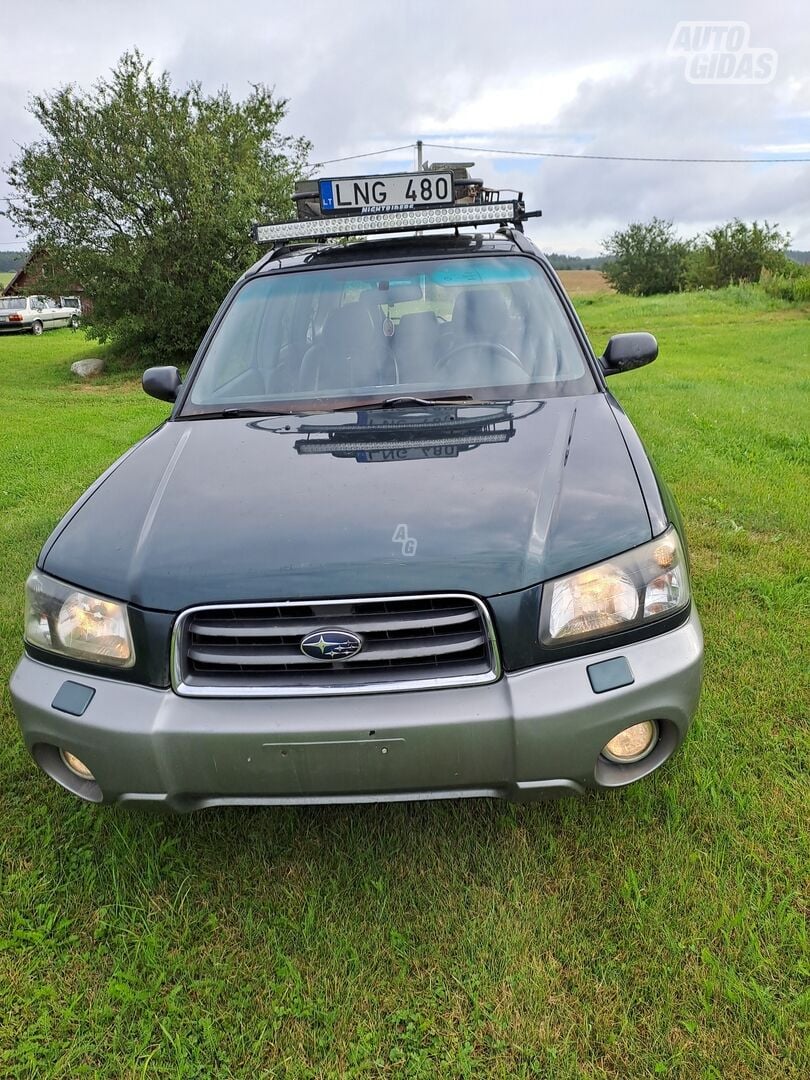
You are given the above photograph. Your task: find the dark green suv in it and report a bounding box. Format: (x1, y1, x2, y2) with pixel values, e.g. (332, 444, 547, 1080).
(11, 172, 702, 810)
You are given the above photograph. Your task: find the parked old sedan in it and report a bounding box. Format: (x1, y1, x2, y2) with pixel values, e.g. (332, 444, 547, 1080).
(0, 294, 80, 335)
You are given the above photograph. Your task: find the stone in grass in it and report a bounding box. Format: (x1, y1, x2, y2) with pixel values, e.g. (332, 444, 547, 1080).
(70, 358, 105, 378)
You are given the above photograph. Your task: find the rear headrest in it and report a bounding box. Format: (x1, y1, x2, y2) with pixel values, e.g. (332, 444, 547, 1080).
(395, 311, 440, 344)
(322, 303, 378, 353)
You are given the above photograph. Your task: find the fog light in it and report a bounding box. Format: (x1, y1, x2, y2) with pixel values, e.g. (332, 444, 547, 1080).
(59, 748, 95, 781)
(601, 721, 658, 764)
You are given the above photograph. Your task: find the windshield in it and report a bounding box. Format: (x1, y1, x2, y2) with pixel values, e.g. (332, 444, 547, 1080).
(0, 298, 25, 310)
(184, 255, 594, 414)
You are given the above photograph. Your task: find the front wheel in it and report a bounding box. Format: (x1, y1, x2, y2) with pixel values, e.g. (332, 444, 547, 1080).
(31, 320, 44, 336)
(70, 315, 80, 330)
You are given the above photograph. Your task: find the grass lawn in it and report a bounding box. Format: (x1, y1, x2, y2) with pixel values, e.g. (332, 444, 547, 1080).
(0, 294, 808, 1078)
(0, 271, 15, 289)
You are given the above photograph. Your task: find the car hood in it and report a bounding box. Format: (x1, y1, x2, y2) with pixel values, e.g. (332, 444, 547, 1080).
(42, 395, 652, 610)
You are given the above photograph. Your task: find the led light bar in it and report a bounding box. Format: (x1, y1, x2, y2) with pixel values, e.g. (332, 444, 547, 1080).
(295, 431, 512, 454)
(253, 201, 522, 244)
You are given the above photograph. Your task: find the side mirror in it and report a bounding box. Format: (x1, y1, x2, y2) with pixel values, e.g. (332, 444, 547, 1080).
(142, 366, 182, 402)
(600, 332, 658, 376)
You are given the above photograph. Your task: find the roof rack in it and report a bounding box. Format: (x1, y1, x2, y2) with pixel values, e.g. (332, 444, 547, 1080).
(252, 162, 540, 246)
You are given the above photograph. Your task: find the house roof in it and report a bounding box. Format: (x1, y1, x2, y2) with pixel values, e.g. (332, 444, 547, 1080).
(1, 248, 84, 297)
(2, 261, 30, 295)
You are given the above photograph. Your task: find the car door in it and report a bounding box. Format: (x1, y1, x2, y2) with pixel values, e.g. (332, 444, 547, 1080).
(29, 297, 47, 329)
(43, 297, 64, 328)
(54, 299, 71, 327)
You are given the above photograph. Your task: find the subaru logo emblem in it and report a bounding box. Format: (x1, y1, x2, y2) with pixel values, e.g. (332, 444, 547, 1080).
(300, 629, 363, 661)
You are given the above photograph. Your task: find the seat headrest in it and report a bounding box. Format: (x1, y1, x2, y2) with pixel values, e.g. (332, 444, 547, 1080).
(394, 311, 440, 343)
(451, 287, 510, 333)
(322, 303, 377, 353)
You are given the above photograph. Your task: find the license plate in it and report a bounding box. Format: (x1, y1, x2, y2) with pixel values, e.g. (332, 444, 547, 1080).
(358, 446, 460, 463)
(319, 172, 453, 214)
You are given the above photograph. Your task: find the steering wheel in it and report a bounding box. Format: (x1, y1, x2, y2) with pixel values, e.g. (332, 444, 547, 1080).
(436, 340, 529, 379)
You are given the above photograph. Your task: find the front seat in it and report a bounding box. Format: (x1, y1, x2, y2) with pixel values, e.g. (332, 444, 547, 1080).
(299, 303, 396, 393)
(443, 287, 527, 388)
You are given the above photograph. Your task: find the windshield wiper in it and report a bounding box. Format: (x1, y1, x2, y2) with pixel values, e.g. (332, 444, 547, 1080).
(185, 407, 287, 420)
(188, 396, 492, 419)
(334, 395, 478, 412)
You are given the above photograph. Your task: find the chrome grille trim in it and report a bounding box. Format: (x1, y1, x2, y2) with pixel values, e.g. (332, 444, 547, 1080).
(171, 593, 501, 698)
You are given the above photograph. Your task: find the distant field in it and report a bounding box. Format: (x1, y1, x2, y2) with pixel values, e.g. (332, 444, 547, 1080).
(0, 272, 13, 289)
(558, 269, 613, 294)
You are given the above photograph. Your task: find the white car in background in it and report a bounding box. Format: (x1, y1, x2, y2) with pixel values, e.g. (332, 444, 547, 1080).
(0, 295, 81, 335)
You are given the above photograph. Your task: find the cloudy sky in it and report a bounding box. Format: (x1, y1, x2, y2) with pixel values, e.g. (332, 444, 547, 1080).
(1, 0, 808, 254)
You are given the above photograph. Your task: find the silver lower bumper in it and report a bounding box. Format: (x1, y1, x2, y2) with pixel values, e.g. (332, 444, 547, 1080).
(11, 610, 703, 811)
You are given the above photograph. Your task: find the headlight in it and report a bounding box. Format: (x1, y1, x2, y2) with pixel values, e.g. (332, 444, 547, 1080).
(24, 570, 135, 667)
(540, 527, 690, 646)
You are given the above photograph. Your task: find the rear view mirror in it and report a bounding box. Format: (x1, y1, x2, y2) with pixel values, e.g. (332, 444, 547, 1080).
(600, 333, 658, 375)
(142, 366, 181, 402)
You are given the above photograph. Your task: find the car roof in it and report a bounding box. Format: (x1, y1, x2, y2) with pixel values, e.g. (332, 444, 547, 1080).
(245, 229, 548, 278)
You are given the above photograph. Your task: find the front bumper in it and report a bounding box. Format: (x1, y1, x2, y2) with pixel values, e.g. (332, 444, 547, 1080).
(11, 609, 703, 811)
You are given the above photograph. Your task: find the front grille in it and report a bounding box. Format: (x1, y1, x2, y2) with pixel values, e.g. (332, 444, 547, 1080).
(172, 593, 500, 696)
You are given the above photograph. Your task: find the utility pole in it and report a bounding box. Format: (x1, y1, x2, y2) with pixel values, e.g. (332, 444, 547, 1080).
(416, 140, 423, 170)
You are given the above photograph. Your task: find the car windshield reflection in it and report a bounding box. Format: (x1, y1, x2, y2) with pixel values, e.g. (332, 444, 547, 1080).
(245, 401, 543, 463)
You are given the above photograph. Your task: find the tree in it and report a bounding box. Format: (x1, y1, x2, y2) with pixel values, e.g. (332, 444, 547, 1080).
(601, 218, 689, 296)
(0, 250, 25, 274)
(3, 51, 311, 364)
(685, 219, 790, 289)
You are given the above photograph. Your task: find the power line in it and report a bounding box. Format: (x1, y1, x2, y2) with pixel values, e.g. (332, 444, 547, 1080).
(4, 139, 807, 192)
(307, 143, 415, 168)
(423, 141, 810, 165)
(0, 146, 417, 187)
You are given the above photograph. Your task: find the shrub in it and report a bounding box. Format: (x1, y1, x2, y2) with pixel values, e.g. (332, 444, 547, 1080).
(601, 218, 690, 296)
(760, 265, 810, 303)
(686, 220, 791, 290)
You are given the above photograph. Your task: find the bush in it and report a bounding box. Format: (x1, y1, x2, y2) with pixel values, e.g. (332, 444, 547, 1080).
(601, 219, 689, 296)
(686, 220, 790, 289)
(760, 265, 810, 303)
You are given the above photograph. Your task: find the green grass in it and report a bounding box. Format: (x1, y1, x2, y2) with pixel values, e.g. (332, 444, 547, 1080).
(0, 295, 808, 1078)
(0, 271, 14, 288)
